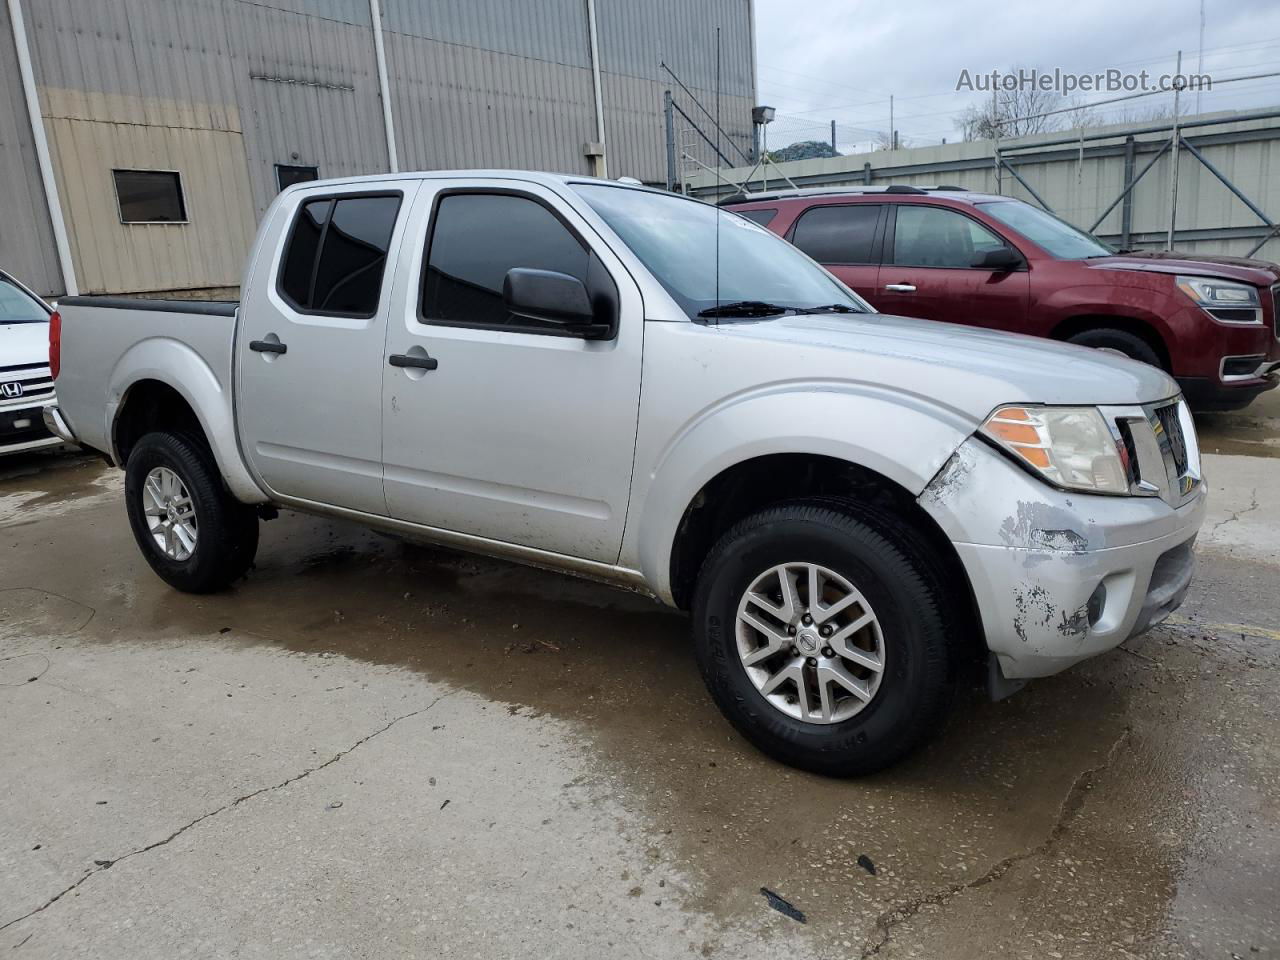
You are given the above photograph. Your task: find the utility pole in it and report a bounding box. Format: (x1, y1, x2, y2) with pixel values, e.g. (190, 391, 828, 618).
(1168, 50, 1183, 250)
(830, 119, 836, 154)
(1196, 0, 1205, 114)
(888, 95, 894, 150)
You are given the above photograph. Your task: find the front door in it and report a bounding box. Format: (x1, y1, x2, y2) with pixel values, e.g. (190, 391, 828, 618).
(380, 182, 643, 564)
(877, 204, 1029, 330)
(237, 185, 415, 514)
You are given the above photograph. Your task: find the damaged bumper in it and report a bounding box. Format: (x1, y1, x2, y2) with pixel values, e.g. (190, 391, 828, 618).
(920, 438, 1206, 679)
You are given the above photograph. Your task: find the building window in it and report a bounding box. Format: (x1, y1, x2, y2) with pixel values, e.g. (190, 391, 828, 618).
(276, 164, 319, 192)
(113, 169, 187, 223)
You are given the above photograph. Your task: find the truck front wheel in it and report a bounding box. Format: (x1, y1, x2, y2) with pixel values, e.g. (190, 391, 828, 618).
(691, 502, 957, 776)
(124, 431, 259, 593)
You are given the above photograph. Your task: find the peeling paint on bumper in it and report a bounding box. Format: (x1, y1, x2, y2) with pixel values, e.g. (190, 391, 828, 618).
(921, 439, 1207, 679)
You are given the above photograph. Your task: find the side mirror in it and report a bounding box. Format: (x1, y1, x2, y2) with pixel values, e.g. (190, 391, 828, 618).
(972, 246, 1022, 271)
(503, 268, 596, 327)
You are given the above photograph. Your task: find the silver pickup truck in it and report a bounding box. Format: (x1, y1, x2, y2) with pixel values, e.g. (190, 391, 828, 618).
(48, 171, 1205, 775)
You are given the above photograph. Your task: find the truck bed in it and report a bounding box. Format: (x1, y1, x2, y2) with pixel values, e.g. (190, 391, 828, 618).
(54, 296, 240, 463)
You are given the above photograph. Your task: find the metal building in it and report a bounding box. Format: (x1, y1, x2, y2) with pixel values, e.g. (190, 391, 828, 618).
(1, 0, 757, 298)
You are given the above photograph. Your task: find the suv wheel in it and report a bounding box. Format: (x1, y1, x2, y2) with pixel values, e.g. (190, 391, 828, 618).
(692, 501, 956, 776)
(124, 431, 259, 593)
(1068, 328, 1162, 368)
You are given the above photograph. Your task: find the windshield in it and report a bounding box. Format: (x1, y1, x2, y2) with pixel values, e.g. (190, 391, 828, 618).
(573, 184, 869, 318)
(0, 276, 49, 324)
(979, 200, 1114, 259)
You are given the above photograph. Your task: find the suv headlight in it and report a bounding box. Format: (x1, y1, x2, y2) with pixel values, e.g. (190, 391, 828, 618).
(1175, 275, 1262, 324)
(981, 405, 1129, 494)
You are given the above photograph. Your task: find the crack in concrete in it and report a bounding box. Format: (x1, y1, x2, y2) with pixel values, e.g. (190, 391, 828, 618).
(1210, 487, 1259, 533)
(858, 726, 1131, 959)
(0, 691, 454, 933)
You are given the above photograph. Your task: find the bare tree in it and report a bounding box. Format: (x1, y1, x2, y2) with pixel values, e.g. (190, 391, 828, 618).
(959, 70, 1075, 140)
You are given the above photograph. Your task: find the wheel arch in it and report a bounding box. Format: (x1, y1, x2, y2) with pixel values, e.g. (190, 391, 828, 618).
(107, 338, 266, 503)
(1050, 314, 1172, 371)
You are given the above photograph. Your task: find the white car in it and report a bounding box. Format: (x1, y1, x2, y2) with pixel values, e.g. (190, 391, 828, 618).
(0, 269, 60, 454)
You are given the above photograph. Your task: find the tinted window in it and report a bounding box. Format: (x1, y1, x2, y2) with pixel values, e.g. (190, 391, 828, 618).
(791, 204, 881, 264)
(279, 199, 330, 308)
(0, 277, 48, 324)
(892, 206, 1004, 268)
(276, 164, 319, 192)
(736, 208, 777, 227)
(423, 193, 589, 332)
(312, 197, 400, 314)
(113, 170, 186, 223)
(278, 195, 400, 316)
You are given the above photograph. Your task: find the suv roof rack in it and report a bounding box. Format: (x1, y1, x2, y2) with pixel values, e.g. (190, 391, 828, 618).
(718, 184, 973, 205)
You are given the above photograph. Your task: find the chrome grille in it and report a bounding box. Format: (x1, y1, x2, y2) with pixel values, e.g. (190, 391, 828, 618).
(1154, 403, 1188, 476)
(0, 365, 54, 403)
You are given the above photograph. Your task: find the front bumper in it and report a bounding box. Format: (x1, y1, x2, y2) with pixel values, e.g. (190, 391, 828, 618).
(0, 396, 64, 455)
(920, 438, 1206, 679)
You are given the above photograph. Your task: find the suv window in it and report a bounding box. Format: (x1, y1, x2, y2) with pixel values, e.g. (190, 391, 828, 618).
(278, 194, 401, 317)
(891, 205, 1004, 268)
(791, 204, 881, 264)
(735, 208, 777, 227)
(422, 192, 590, 333)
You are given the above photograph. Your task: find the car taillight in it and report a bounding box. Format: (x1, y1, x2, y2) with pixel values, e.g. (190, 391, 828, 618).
(49, 310, 61, 379)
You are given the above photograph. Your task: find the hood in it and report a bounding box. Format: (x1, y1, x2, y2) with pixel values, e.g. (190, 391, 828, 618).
(0, 321, 51, 368)
(1087, 249, 1279, 286)
(715, 311, 1180, 423)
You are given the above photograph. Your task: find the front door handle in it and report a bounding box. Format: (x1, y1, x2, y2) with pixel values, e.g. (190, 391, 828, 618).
(389, 352, 438, 371)
(249, 339, 287, 354)
(883, 283, 917, 292)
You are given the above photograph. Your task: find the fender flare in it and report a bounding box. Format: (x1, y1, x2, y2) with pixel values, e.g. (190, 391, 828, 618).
(107, 337, 267, 504)
(630, 384, 974, 602)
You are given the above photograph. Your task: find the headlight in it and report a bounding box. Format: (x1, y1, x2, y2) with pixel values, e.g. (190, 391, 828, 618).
(981, 405, 1129, 494)
(1175, 275, 1262, 324)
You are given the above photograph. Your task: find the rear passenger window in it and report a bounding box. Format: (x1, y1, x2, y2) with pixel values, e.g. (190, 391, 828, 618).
(277, 194, 401, 317)
(736, 208, 778, 227)
(422, 192, 589, 332)
(791, 205, 881, 264)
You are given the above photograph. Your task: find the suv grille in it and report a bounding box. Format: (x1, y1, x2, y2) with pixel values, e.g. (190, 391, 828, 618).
(1154, 403, 1188, 476)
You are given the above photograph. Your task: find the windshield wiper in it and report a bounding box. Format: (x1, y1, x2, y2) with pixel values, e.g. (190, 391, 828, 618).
(696, 300, 791, 318)
(788, 303, 861, 315)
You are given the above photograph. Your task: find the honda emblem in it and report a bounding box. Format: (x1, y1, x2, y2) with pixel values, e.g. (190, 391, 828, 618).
(0, 382, 23, 400)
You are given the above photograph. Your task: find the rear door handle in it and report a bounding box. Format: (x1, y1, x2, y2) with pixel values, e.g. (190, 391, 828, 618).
(883, 283, 916, 292)
(389, 352, 438, 371)
(249, 339, 287, 354)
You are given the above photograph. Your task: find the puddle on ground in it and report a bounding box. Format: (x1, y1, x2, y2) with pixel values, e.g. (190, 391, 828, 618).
(6, 453, 1266, 949)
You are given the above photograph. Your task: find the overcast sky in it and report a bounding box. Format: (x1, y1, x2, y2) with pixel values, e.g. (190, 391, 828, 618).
(753, 0, 1280, 150)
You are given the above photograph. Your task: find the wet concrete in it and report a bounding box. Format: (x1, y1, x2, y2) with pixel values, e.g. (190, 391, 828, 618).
(1195, 386, 1280, 460)
(0, 447, 1277, 958)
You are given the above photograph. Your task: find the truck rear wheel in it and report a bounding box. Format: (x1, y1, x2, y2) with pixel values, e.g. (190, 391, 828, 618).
(691, 501, 956, 776)
(124, 431, 259, 593)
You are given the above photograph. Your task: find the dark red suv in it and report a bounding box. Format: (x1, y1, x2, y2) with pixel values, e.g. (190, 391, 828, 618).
(722, 186, 1280, 409)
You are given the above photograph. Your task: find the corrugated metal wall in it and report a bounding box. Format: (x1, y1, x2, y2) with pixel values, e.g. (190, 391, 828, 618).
(688, 111, 1280, 261)
(0, 2, 63, 295)
(4, 0, 756, 296)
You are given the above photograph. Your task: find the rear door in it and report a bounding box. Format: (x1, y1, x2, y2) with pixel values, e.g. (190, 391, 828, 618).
(877, 204, 1029, 329)
(380, 180, 643, 563)
(237, 184, 416, 514)
(786, 202, 884, 303)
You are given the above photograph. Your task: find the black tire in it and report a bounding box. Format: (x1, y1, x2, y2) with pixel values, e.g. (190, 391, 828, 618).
(124, 431, 259, 593)
(1067, 328, 1163, 368)
(691, 501, 957, 777)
